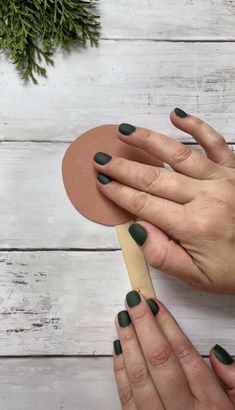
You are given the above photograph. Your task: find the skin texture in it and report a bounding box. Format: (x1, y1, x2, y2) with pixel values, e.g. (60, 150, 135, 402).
(94, 111, 235, 293)
(113, 292, 235, 410)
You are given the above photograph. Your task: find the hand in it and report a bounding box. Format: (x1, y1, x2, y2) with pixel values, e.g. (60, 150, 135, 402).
(113, 291, 235, 410)
(94, 109, 235, 293)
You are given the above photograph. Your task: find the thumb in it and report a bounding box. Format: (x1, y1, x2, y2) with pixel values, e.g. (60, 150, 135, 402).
(210, 344, 235, 404)
(128, 221, 203, 289)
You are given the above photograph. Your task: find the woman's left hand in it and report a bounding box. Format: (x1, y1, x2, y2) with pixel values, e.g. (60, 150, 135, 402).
(113, 291, 235, 410)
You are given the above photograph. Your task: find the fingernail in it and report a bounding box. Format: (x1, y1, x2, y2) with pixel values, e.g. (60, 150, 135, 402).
(129, 223, 147, 246)
(118, 310, 131, 328)
(213, 344, 234, 365)
(118, 123, 136, 136)
(147, 299, 159, 316)
(97, 173, 112, 185)
(113, 339, 122, 355)
(174, 108, 188, 118)
(94, 152, 112, 165)
(126, 290, 141, 308)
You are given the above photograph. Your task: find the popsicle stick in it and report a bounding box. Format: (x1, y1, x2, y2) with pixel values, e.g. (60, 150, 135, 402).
(115, 221, 156, 298)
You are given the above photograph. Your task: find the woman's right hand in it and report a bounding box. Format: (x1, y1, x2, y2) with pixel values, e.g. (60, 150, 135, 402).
(94, 109, 235, 293)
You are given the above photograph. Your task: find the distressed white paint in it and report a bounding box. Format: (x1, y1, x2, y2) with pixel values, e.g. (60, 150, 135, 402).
(0, 357, 120, 410)
(0, 142, 118, 249)
(1, 143, 233, 249)
(101, 0, 235, 40)
(1, 42, 235, 142)
(0, 251, 234, 356)
(0, 357, 221, 410)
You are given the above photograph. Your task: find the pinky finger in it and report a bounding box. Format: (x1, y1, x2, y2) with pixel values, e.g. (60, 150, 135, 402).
(170, 110, 235, 168)
(113, 341, 137, 410)
(210, 345, 235, 404)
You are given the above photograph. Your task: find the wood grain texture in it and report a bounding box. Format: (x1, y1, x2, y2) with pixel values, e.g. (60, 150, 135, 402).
(0, 356, 223, 410)
(0, 357, 120, 410)
(1, 42, 235, 142)
(0, 251, 234, 356)
(1, 142, 233, 249)
(101, 0, 235, 40)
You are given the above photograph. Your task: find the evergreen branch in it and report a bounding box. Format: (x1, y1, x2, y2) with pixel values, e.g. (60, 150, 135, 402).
(0, 0, 100, 83)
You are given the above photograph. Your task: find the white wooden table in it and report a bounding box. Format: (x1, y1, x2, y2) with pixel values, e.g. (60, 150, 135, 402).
(0, 1, 235, 409)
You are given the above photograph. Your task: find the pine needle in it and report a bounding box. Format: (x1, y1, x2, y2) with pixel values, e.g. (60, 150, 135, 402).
(0, 0, 100, 83)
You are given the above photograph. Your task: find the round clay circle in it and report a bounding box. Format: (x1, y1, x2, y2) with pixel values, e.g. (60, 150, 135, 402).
(62, 124, 162, 226)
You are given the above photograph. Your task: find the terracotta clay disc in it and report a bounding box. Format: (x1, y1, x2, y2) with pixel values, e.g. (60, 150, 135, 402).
(62, 124, 162, 226)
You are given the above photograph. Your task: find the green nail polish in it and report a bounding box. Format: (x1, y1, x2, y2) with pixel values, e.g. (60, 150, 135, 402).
(113, 339, 122, 355)
(126, 290, 141, 308)
(97, 173, 112, 185)
(129, 223, 147, 246)
(118, 123, 136, 136)
(147, 299, 159, 316)
(174, 108, 188, 118)
(213, 344, 234, 365)
(118, 310, 131, 328)
(94, 152, 112, 165)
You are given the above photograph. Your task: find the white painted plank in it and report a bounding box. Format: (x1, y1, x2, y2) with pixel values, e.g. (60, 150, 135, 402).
(0, 142, 234, 249)
(101, 0, 235, 40)
(0, 357, 120, 410)
(0, 251, 234, 356)
(0, 142, 119, 249)
(1, 42, 235, 142)
(0, 357, 222, 410)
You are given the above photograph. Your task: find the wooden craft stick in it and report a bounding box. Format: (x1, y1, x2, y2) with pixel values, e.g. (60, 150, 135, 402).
(116, 221, 156, 298)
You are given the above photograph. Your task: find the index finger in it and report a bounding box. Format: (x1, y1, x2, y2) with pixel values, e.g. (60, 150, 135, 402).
(118, 124, 220, 179)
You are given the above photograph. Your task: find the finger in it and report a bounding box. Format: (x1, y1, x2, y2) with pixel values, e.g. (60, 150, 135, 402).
(113, 341, 137, 410)
(210, 345, 235, 404)
(94, 153, 200, 203)
(170, 108, 235, 168)
(123, 291, 194, 410)
(117, 123, 220, 179)
(155, 301, 229, 404)
(116, 313, 163, 410)
(97, 177, 185, 238)
(128, 221, 208, 289)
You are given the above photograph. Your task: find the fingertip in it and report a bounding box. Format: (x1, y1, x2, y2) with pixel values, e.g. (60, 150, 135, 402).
(211, 344, 234, 366)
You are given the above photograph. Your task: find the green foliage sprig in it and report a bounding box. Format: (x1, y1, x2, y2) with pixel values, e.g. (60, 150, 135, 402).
(0, 0, 100, 83)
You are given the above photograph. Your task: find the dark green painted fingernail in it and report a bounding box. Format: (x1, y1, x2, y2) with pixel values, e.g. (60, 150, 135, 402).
(174, 108, 188, 118)
(213, 344, 234, 365)
(118, 123, 136, 136)
(129, 223, 147, 246)
(113, 339, 122, 355)
(118, 310, 131, 328)
(94, 152, 112, 165)
(126, 290, 141, 308)
(97, 173, 112, 185)
(147, 299, 159, 316)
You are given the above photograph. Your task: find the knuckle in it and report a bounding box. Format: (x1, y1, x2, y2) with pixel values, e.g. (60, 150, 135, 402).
(171, 341, 193, 362)
(111, 182, 123, 196)
(141, 129, 155, 150)
(119, 386, 133, 407)
(132, 191, 151, 214)
(131, 305, 149, 323)
(129, 364, 149, 387)
(190, 116, 204, 128)
(172, 144, 192, 164)
(187, 213, 213, 237)
(114, 359, 126, 372)
(139, 167, 161, 190)
(209, 133, 226, 147)
(113, 157, 125, 169)
(147, 241, 169, 271)
(148, 343, 171, 367)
